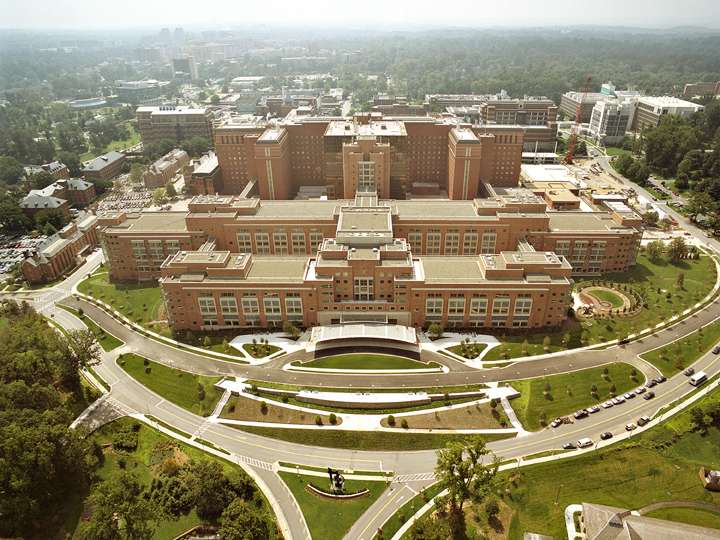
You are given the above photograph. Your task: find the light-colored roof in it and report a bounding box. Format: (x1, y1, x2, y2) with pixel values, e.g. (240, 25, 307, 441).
(245, 256, 307, 283)
(422, 257, 484, 283)
(309, 323, 418, 345)
(547, 212, 627, 232)
(255, 200, 339, 219)
(104, 212, 189, 233)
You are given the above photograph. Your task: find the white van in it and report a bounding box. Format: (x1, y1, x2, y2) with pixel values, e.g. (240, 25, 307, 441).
(577, 437, 593, 448)
(689, 371, 708, 387)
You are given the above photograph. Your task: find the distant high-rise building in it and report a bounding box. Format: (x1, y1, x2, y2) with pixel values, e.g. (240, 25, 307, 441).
(173, 27, 186, 43)
(172, 56, 198, 80)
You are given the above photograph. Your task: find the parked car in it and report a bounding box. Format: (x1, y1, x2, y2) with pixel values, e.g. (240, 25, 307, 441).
(574, 409, 589, 419)
(602, 400, 614, 408)
(654, 375, 667, 384)
(712, 344, 720, 354)
(600, 432, 613, 440)
(646, 379, 657, 388)
(637, 415, 651, 426)
(643, 391, 656, 400)
(635, 386, 646, 394)
(588, 405, 601, 414)
(551, 418, 563, 428)
(562, 442, 576, 450)
(577, 437, 594, 448)
(624, 392, 636, 399)
(625, 423, 637, 431)
(684, 367, 695, 377)
(612, 396, 626, 405)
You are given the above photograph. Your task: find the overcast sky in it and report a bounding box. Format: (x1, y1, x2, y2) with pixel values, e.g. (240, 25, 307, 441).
(0, 0, 719, 30)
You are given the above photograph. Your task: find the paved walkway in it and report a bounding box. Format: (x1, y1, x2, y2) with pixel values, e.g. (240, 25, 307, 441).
(638, 500, 720, 515)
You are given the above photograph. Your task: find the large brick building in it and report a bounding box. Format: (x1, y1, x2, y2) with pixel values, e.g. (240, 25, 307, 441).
(136, 106, 214, 146)
(210, 112, 524, 200)
(100, 182, 641, 332)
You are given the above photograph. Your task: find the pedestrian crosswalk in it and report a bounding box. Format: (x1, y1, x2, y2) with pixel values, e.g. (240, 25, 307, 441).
(394, 472, 436, 483)
(237, 455, 274, 471)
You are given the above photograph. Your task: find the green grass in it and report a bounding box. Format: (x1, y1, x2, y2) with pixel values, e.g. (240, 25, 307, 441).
(492, 388, 720, 540)
(299, 353, 438, 370)
(79, 121, 140, 161)
(376, 483, 445, 540)
(235, 426, 513, 451)
(486, 253, 717, 360)
(118, 353, 223, 416)
(447, 342, 488, 359)
(242, 342, 282, 358)
(604, 146, 633, 157)
(77, 417, 274, 540)
(507, 363, 639, 431)
(77, 272, 165, 329)
(641, 317, 720, 377)
(279, 471, 388, 540)
(59, 305, 123, 351)
(588, 289, 625, 309)
(643, 507, 720, 529)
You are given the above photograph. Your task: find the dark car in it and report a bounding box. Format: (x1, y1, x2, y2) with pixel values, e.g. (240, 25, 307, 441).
(654, 375, 667, 384)
(600, 431, 613, 440)
(637, 415, 651, 426)
(643, 391, 655, 400)
(574, 409, 589, 419)
(562, 442, 576, 450)
(646, 379, 657, 388)
(684, 367, 695, 377)
(712, 344, 720, 354)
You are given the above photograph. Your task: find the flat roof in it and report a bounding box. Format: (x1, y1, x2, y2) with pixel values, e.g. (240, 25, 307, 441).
(547, 212, 625, 232)
(255, 200, 339, 219)
(422, 257, 484, 283)
(325, 120, 407, 137)
(521, 164, 578, 184)
(245, 256, 307, 283)
(309, 323, 418, 345)
(104, 212, 189, 233)
(394, 200, 479, 219)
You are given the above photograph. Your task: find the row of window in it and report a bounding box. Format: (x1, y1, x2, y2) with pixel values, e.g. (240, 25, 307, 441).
(197, 292, 303, 325)
(407, 230, 497, 255)
(235, 230, 324, 255)
(425, 294, 534, 327)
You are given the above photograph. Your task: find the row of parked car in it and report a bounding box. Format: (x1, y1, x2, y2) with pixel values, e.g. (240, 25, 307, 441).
(556, 375, 671, 449)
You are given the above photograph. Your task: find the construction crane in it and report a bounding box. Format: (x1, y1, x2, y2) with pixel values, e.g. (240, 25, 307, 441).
(564, 75, 592, 164)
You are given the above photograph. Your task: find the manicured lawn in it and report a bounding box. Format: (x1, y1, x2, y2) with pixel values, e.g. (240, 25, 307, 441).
(77, 272, 166, 329)
(59, 305, 123, 351)
(300, 353, 438, 370)
(486, 253, 717, 360)
(279, 471, 387, 540)
(242, 342, 282, 358)
(245, 379, 487, 394)
(236, 426, 513, 450)
(643, 507, 720, 529)
(447, 342, 488, 358)
(117, 353, 223, 416)
(221, 395, 339, 425)
(641, 317, 720, 377)
(507, 363, 639, 431)
(380, 401, 509, 429)
(486, 389, 720, 540)
(604, 146, 633, 157)
(587, 289, 625, 309)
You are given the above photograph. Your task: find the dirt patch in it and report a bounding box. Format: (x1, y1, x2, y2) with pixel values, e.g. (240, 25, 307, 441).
(380, 402, 507, 429)
(466, 499, 514, 540)
(222, 395, 341, 426)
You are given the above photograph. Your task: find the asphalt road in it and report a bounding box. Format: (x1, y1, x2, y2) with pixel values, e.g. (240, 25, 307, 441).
(5, 201, 720, 539)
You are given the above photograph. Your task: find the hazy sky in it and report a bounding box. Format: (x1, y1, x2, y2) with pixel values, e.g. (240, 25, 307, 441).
(1, 0, 719, 30)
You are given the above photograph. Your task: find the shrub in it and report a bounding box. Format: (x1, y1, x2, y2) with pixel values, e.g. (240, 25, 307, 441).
(315, 416, 323, 426)
(281, 395, 289, 404)
(260, 401, 268, 414)
(143, 358, 149, 366)
(387, 415, 396, 427)
(329, 413, 337, 425)
(228, 404, 236, 413)
(197, 386, 206, 402)
(145, 366, 151, 374)
(401, 419, 409, 429)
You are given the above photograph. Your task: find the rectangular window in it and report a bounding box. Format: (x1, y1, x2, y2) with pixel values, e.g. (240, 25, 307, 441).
(165, 240, 180, 256)
(512, 294, 532, 327)
(463, 231, 478, 255)
(309, 231, 323, 254)
(491, 295, 510, 326)
(448, 295, 465, 319)
(255, 232, 270, 255)
(358, 161, 376, 192)
(198, 295, 217, 325)
(219, 293, 239, 321)
(444, 231, 460, 255)
(273, 231, 288, 255)
(408, 230, 422, 253)
(555, 240, 570, 257)
(291, 231, 306, 254)
(263, 294, 282, 321)
(285, 295, 303, 321)
(469, 296, 488, 324)
(236, 230, 252, 252)
(147, 239, 164, 263)
(571, 240, 589, 264)
(481, 231, 497, 254)
(353, 277, 374, 301)
(425, 295, 443, 319)
(241, 294, 260, 321)
(589, 241, 606, 267)
(426, 230, 441, 255)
